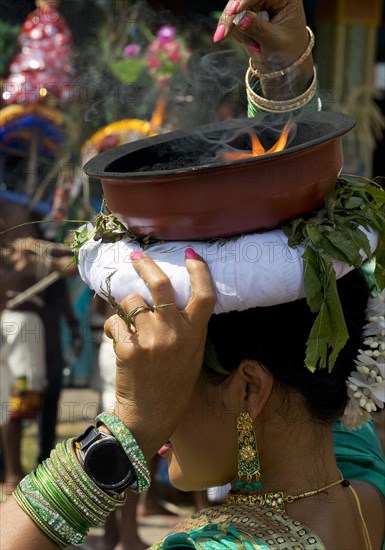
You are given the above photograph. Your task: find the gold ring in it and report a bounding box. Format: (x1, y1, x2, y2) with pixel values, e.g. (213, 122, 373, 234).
(126, 305, 152, 333)
(153, 302, 175, 309)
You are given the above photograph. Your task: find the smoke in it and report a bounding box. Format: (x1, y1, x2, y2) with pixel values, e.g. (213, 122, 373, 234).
(71, 3, 318, 168)
(69, 3, 253, 138)
(169, 49, 248, 130)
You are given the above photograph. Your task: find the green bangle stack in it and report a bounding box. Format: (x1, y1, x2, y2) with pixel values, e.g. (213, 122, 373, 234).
(247, 75, 322, 118)
(247, 92, 321, 117)
(13, 438, 126, 548)
(96, 412, 151, 493)
(14, 475, 84, 548)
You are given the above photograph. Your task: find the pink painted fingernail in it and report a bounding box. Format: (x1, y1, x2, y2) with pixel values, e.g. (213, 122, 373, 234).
(239, 13, 252, 30)
(227, 1, 240, 16)
(213, 24, 226, 43)
(250, 42, 261, 53)
(130, 251, 144, 262)
(185, 247, 202, 260)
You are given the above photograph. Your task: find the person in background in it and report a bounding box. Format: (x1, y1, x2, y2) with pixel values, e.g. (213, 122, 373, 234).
(0, 205, 78, 493)
(37, 277, 82, 463)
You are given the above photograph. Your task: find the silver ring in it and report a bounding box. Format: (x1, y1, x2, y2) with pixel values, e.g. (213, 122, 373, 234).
(126, 305, 152, 333)
(153, 302, 175, 310)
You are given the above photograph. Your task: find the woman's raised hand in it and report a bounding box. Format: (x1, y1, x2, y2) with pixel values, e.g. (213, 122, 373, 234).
(214, 0, 312, 81)
(104, 249, 215, 460)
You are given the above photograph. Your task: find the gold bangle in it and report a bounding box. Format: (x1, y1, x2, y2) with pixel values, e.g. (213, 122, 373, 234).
(246, 67, 318, 113)
(249, 26, 315, 81)
(246, 66, 317, 106)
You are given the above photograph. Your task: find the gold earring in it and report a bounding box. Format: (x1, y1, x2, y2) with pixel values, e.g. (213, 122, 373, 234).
(235, 412, 262, 492)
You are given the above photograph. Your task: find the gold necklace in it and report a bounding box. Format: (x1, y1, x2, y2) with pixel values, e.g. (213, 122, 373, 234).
(226, 475, 349, 514)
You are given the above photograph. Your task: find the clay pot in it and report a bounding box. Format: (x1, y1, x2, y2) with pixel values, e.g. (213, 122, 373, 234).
(84, 111, 355, 240)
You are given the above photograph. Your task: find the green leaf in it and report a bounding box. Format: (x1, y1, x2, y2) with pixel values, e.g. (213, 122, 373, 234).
(70, 224, 97, 264)
(203, 340, 231, 375)
(302, 247, 323, 313)
(305, 301, 330, 372)
(323, 272, 350, 372)
(338, 225, 372, 261)
(306, 225, 323, 246)
(374, 243, 385, 290)
(324, 194, 336, 222)
(340, 177, 360, 192)
(305, 225, 357, 265)
(363, 185, 385, 205)
(286, 175, 385, 373)
(360, 207, 385, 234)
(109, 58, 146, 84)
(344, 196, 364, 209)
(286, 217, 306, 247)
(322, 231, 363, 267)
(304, 258, 349, 372)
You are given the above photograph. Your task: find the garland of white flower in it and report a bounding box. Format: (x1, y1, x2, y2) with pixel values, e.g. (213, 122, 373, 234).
(342, 289, 385, 429)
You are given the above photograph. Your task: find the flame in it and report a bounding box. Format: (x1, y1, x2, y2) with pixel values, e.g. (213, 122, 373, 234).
(150, 96, 167, 131)
(222, 119, 292, 161)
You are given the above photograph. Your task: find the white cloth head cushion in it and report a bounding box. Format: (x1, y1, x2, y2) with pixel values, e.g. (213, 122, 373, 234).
(77, 226, 377, 313)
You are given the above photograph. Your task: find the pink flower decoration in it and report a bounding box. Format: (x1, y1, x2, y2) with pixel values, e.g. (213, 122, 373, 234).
(148, 56, 159, 69)
(148, 39, 160, 53)
(163, 41, 180, 53)
(123, 43, 141, 58)
(168, 51, 181, 63)
(156, 24, 176, 43)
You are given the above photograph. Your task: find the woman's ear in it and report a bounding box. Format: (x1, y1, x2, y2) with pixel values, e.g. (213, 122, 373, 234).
(237, 360, 274, 420)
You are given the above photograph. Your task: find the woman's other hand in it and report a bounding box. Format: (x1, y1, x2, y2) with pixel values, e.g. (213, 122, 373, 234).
(104, 248, 215, 460)
(214, 0, 313, 98)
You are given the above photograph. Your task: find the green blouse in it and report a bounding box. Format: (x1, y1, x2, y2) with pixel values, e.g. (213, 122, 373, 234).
(150, 501, 325, 549)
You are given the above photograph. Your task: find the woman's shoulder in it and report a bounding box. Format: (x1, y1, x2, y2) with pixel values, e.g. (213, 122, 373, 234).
(149, 503, 325, 549)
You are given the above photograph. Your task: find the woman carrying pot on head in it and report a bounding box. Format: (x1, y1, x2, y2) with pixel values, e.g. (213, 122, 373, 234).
(1, 1, 385, 549)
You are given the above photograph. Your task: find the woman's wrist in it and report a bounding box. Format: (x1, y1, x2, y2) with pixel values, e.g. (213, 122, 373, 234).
(249, 25, 315, 101)
(259, 55, 314, 100)
(246, 64, 318, 115)
(12, 418, 151, 548)
(95, 412, 151, 493)
(113, 402, 163, 461)
(13, 437, 126, 548)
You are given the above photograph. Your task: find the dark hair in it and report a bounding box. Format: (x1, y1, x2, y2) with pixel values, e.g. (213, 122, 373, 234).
(206, 269, 369, 423)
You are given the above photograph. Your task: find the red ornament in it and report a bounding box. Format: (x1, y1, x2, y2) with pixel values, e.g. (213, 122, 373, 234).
(2, 3, 75, 104)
